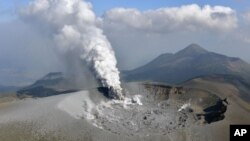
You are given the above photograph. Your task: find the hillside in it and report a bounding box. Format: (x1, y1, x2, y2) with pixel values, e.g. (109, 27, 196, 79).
(124, 44, 250, 84)
(17, 72, 78, 98)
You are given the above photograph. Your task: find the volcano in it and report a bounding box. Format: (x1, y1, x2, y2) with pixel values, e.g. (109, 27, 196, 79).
(123, 43, 250, 84)
(1, 44, 250, 141)
(0, 80, 249, 141)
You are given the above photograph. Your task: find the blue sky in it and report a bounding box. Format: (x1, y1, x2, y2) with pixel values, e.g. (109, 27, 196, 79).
(1, 0, 250, 21)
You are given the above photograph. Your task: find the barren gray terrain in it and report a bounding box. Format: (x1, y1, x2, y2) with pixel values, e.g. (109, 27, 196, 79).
(0, 81, 249, 141)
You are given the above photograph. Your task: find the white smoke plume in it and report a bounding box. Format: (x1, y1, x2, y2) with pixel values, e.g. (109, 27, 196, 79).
(21, 0, 124, 99)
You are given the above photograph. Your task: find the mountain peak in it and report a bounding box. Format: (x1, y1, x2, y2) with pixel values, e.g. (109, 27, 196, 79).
(41, 72, 63, 81)
(176, 43, 208, 56)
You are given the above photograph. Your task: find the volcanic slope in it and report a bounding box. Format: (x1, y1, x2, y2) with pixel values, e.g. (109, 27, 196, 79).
(0, 80, 249, 141)
(124, 43, 250, 84)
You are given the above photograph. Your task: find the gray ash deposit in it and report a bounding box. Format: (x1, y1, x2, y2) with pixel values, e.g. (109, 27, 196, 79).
(88, 82, 228, 136)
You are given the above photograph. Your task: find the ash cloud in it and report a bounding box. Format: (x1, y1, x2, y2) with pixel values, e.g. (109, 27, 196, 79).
(1, 2, 250, 87)
(20, 0, 123, 99)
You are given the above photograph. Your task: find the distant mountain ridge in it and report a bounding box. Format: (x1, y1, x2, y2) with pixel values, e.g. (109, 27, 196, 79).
(27, 72, 71, 89)
(16, 43, 250, 98)
(123, 43, 250, 84)
(17, 72, 78, 98)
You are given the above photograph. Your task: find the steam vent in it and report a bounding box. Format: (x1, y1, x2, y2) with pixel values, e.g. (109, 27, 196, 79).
(98, 86, 124, 100)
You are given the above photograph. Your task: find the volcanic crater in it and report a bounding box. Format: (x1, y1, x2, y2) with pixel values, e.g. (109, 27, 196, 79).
(89, 82, 228, 136)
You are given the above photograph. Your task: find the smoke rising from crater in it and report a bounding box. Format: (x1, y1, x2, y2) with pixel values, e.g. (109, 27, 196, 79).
(21, 0, 123, 99)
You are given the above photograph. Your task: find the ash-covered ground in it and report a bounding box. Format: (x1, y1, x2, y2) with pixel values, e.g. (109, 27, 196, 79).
(91, 86, 190, 136)
(59, 82, 227, 136)
(0, 82, 242, 141)
(92, 95, 195, 136)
